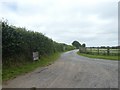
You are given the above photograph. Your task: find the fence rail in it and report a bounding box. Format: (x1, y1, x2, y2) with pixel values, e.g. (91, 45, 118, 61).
(79, 47, 119, 56)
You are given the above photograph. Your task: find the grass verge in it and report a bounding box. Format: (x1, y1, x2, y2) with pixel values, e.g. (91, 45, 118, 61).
(3, 52, 61, 81)
(77, 51, 118, 60)
(0, 69, 1, 85)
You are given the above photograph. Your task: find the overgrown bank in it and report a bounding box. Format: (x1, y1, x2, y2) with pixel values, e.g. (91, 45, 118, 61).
(3, 52, 61, 81)
(1, 21, 74, 81)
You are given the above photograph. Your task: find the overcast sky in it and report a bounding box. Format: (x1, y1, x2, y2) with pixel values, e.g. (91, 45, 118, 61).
(0, 0, 119, 47)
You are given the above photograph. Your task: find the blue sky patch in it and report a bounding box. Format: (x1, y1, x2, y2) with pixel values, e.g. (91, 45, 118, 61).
(2, 2, 18, 12)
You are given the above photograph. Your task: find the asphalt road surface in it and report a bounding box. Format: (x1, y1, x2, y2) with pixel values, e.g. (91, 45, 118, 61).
(3, 50, 118, 88)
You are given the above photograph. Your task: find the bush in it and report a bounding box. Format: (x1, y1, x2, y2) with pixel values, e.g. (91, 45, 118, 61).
(2, 21, 74, 68)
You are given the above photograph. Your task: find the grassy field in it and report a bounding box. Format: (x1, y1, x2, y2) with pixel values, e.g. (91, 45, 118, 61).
(85, 48, 118, 56)
(77, 51, 119, 60)
(3, 52, 61, 81)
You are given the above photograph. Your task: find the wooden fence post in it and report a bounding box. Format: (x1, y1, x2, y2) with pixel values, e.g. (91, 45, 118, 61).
(79, 47, 81, 53)
(107, 46, 110, 55)
(90, 47, 92, 54)
(97, 47, 99, 55)
(85, 47, 87, 53)
(85, 47, 86, 53)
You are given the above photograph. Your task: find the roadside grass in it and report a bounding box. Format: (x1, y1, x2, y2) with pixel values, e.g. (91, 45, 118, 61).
(77, 51, 119, 60)
(3, 52, 61, 81)
(0, 69, 1, 84)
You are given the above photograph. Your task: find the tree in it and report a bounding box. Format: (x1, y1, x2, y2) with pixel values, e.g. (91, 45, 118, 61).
(72, 41, 81, 49)
(82, 43, 86, 47)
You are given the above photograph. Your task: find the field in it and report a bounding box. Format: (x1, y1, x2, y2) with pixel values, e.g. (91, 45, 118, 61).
(78, 47, 119, 60)
(77, 52, 118, 60)
(85, 48, 118, 56)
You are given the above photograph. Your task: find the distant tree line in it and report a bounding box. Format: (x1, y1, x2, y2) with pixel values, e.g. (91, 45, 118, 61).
(1, 21, 74, 68)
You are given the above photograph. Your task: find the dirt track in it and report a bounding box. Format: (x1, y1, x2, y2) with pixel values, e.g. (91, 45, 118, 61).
(3, 50, 118, 88)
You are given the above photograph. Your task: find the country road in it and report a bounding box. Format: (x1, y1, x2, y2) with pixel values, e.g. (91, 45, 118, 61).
(3, 50, 118, 88)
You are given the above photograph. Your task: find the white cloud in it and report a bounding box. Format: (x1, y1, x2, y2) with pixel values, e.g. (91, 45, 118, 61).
(0, 0, 119, 46)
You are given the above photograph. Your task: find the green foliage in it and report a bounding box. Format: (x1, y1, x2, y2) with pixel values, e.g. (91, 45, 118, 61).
(81, 43, 86, 47)
(2, 21, 74, 68)
(3, 52, 61, 81)
(72, 41, 81, 49)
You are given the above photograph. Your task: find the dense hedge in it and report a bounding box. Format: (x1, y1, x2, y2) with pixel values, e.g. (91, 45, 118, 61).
(2, 21, 74, 68)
